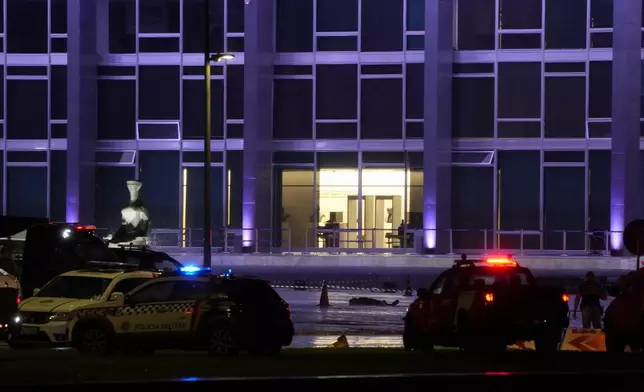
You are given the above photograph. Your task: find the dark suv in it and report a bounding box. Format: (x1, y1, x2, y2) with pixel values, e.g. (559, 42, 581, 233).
(69, 273, 294, 356)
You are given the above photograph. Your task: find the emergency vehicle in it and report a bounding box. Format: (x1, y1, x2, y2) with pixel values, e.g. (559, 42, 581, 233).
(8, 263, 161, 349)
(0, 216, 183, 297)
(403, 256, 570, 353)
(0, 269, 21, 339)
(12, 267, 294, 356)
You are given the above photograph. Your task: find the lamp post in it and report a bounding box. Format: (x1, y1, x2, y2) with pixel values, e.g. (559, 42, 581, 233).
(203, 0, 235, 270)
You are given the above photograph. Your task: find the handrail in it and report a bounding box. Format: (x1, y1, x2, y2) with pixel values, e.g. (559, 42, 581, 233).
(94, 227, 621, 256)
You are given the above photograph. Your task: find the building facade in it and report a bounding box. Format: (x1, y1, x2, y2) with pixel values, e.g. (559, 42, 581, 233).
(1, 0, 642, 254)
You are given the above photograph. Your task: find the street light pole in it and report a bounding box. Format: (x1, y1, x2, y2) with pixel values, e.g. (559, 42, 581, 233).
(203, 1, 235, 270)
(203, 0, 212, 270)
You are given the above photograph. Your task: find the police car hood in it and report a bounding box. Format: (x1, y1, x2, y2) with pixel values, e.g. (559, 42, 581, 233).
(20, 297, 101, 313)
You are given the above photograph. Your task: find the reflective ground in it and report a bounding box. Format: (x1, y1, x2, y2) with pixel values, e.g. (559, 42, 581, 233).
(278, 288, 613, 347)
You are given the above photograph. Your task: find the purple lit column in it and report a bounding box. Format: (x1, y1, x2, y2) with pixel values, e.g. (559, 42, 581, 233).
(66, 0, 98, 224)
(423, 0, 453, 253)
(610, 0, 642, 252)
(242, 0, 274, 248)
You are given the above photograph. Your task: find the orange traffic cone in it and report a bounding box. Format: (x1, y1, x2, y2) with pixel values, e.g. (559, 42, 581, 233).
(403, 276, 413, 297)
(319, 281, 330, 308)
(328, 334, 349, 348)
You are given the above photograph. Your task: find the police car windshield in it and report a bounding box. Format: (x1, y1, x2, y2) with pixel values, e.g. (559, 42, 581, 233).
(36, 276, 112, 300)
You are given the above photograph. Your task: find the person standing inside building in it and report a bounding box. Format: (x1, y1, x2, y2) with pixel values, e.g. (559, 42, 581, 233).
(573, 271, 607, 329)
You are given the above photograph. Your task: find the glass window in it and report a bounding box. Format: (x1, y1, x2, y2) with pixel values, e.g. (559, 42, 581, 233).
(498, 0, 542, 29)
(138, 66, 180, 120)
(111, 278, 153, 295)
(452, 167, 494, 250)
(277, 0, 313, 52)
(316, 123, 358, 139)
(498, 62, 541, 119)
(544, 167, 585, 250)
(171, 281, 211, 301)
(316, 65, 358, 120)
(7, 0, 47, 53)
(109, 0, 136, 53)
(407, 0, 425, 31)
(37, 276, 112, 299)
(7, 167, 47, 218)
(139, 0, 180, 33)
(361, 79, 403, 138)
(50, 151, 67, 223)
(317, 36, 358, 51)
(361, 0, 403, 52)
(183, 167, 224, 232)
(544, 77, 586, 138)
(182, 0, 225, 54)
(406, 63, 424, 120)
(453, 77, 494, 138)
(273, 79, 313, 139)
(139, 151, 180, 230)
(497, 121, 541, 138)
(457, 0, 495, 50)
(545, 0, 586, 49)
(589, 62, 612, 118)
(181, 79, 224, 139)
(589, 151, 610, 231)
(499, 34, 541, 49)
(98, 80, 136, 139)
(50, 66, 67, 120)
(51, 0, 67, 34)
(497, 151, 540, 250)
(227, 0, 244, 33)
(590, 0, 612, 28)
(226, 65, 244, 120)
(95, 166, 136, 232)
(129, 281, 176, 303)
(317, 0, 358, 32)
(7, 80, 48, 139)
(278, 169, 314, 249)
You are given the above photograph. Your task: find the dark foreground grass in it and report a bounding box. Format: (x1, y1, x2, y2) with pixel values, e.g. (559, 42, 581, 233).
(0, 348, 641, 385)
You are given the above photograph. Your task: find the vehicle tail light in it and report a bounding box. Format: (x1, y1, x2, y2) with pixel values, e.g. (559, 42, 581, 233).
(286, 303, 291, 313)
(484, 293, 494, 303)
(16, 296, 20, 305)
(562, 294, 570, 302)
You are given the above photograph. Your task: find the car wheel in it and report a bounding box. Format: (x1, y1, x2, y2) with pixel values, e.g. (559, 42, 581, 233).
(76, 327, 113, 356)
(605, 332, 626, 353)
(208, 327, 239, 357)
(535, 328, 562, 353)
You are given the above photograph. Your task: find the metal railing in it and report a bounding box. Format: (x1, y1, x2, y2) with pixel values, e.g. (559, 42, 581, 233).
(96, 227, 620, 256)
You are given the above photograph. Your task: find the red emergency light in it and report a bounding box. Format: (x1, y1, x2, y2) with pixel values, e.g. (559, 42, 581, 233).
(74, 225, 96, 231)
(484, 257, 517, 267)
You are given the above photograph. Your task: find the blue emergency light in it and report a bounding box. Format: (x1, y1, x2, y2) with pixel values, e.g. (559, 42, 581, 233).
(179, 265, 212, 275)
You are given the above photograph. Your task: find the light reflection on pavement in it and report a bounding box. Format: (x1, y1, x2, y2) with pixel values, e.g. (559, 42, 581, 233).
(277, 288, 614, 339)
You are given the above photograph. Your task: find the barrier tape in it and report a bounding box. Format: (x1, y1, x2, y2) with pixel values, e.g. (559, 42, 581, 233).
(271, 283, 404, 293)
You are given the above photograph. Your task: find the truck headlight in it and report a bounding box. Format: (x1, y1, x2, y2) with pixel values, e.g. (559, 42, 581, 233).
(49, 313, 73, 322)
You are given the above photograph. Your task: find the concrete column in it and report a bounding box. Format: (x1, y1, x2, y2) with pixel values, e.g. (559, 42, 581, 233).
(423, 0, 453, 253)
(242, 0, 274, 249)
(610, 0, 642, 252)
(66, 0, 99, 224)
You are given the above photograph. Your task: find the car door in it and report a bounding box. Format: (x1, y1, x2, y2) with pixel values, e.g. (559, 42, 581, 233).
(110, 281, 180, 345)
(429, 273, 459, 332)
(159, 280, 212, 348)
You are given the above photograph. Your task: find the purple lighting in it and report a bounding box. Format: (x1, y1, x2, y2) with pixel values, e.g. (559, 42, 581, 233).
(66, 196, 79, 224)
(423, 205, 437, 249)
(242, 204, 254, 247)
(610, 206, 624, 251)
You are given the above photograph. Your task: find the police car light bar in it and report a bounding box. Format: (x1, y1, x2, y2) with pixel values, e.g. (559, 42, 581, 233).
(484, 257, 517, 267)
(179, 265, 213, 276)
